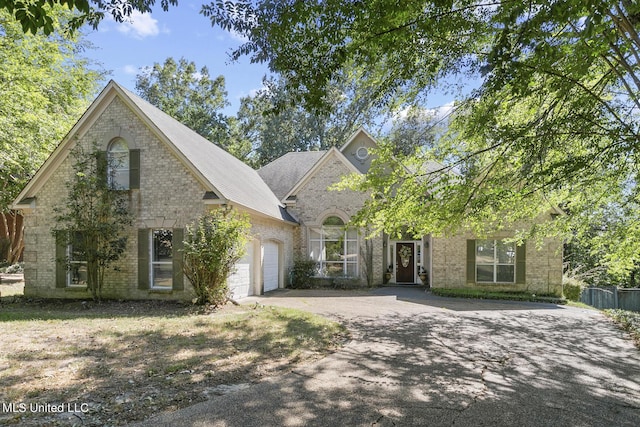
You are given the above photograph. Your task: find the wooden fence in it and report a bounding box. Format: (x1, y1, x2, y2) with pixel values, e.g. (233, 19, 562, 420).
(581, 286, 640, 312)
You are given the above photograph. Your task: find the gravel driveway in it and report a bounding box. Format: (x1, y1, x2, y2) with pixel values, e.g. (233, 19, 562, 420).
(138, 287, 640, 426)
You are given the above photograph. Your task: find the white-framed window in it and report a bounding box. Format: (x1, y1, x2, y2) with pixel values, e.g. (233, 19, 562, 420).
(476, 239, 516, 283)
(309, 216, 358, 277)
(67, 231, 87, 287)
(107, 138, 129, 189)
(355, 146, 370, 160)
(151, 229, 173, 288)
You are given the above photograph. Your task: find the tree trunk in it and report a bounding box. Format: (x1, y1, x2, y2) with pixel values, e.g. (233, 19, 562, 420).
(1, 212, 24, 264)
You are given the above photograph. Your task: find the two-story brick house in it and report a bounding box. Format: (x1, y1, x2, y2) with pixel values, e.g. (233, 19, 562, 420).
(11, 81, 563, 300)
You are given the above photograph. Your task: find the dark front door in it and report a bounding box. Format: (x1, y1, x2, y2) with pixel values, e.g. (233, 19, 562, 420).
(396, 242, 415, 283)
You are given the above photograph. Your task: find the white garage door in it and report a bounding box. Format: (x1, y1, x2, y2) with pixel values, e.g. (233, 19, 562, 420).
(263, 242, 279, 292)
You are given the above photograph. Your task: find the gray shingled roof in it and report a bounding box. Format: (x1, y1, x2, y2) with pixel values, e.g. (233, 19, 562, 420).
(116, 82, 294, 223)
(258, 151, 327, 200)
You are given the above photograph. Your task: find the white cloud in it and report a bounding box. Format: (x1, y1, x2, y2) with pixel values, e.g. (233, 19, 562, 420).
(115, 11, 164, 39)
(122, 65, 139, 75)
(431, 101, 455, 120)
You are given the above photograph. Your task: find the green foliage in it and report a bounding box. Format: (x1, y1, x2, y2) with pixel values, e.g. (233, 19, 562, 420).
(52, 144, 132, 300)
(204, 0, 485, 114)
(207, 0, 640, 278)
(289, 258, 317, 289)
(385, 105, 448, 156)
(562, 276, 585, 302)
(0, 0, 177, 35)
(183, 209, 251, 306)
(237, 74, 383, 167)
(0, 6, 102, 262)
(0, 262, 24, 274)
(135, 57, 247, 153)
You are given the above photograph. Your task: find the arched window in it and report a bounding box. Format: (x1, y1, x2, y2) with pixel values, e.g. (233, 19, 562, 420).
(309, 216, 358, 277)
(107, 138, 129, 189)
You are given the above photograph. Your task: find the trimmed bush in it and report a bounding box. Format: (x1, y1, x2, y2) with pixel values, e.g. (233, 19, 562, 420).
(563, 276, 585, 301)
(289, 258, 317, 289)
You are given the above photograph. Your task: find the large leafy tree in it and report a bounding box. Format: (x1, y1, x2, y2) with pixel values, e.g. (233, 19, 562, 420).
(384, 105, 449, 156)
(238, 73, 383, 166)
(0, 7, 102, 263)
(135, 57, 230, 142)
(205, 0, 640, 280)
(135, 57, 252, 159)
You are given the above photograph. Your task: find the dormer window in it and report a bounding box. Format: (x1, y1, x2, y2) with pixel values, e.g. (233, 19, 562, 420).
(107, 138, 130, 190)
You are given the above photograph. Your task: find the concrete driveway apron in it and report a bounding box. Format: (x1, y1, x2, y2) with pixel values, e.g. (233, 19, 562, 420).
(138, 287, 640, 427)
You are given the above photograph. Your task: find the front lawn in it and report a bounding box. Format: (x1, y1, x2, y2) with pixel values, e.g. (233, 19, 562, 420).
(0, 298, 347, 426)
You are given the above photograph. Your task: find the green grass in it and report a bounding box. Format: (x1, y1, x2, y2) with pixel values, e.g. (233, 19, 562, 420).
(431, 287, 567, 304)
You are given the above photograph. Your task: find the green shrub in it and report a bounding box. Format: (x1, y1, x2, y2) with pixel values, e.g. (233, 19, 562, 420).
(289, 258, 317, 289)
(563, 275, 585, 301)
(183, 209, 251, 306)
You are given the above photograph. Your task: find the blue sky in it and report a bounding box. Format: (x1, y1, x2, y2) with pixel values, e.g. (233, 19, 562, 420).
(83, 3, 461, 119)
(83, 2, 269, 115)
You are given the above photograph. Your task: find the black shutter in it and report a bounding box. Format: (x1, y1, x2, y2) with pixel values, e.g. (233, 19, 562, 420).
(172, 228, 184, 291)
(466, 240, 476, 284)
(96, 151, 107, 186)
(55, 231, 67, 288)
(516, 242, 527, 284)
(129, 149, 140, 189)
(138, 229, 149, 289)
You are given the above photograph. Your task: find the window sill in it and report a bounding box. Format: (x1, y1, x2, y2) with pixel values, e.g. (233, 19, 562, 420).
(148, 288, 173, 294)
(476, 282, 516, 285)
(65, 286, 87, 291)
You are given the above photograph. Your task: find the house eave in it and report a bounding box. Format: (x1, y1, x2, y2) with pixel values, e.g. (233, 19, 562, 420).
(11, 197, 36, 213)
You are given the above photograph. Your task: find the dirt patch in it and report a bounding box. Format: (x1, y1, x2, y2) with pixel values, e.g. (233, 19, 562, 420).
(0, 296, 347, 426)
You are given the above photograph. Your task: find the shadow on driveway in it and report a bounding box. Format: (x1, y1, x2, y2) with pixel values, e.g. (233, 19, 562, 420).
(138, 288, 640, 427)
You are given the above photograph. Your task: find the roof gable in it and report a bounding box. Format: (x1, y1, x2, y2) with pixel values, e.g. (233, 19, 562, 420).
(13, 80, 293, 224)
(283, 147, 362, 201)
(339, 127, 379, 173)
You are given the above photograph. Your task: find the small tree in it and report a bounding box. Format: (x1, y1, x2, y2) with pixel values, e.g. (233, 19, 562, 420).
(53, 144, 131, 300)
(183, 208, 251, 306)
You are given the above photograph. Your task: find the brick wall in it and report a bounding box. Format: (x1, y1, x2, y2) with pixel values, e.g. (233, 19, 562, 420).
(22, 96, 294, 300)
(431, 222, 563, 296)
(289, 152, 384, 285)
